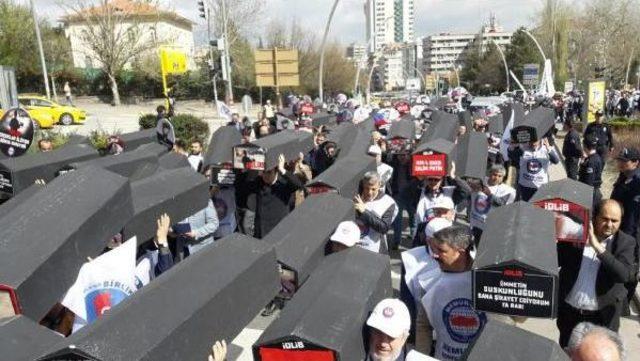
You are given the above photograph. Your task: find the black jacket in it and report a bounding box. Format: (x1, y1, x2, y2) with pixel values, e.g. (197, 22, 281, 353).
(584, 122, 614, 150)
(562, 129, 583, 159)
(356, 192, 396, 235)
(579, 153, 603, 188)
(558, 231, 636, 309)
(610, 168, 640, 239)
(236, 170, 305, 238)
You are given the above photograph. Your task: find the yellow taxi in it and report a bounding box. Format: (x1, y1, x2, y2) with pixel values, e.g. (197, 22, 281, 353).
(18, 95, 87, 126)
(0, 106, 57, 129)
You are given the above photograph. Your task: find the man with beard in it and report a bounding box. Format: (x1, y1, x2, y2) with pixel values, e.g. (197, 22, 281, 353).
(557, 200, 636, 347)
(354, 171, 397, 253)
(422, 226, 487, 360)
(366, 298, 434, 361)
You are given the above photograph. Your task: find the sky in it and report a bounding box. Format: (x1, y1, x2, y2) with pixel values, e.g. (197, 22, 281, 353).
(26, 0, 540, 44)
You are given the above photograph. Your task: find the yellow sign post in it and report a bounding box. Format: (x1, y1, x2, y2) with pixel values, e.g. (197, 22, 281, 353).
(587, 80, 606, 123)
(254, 48, 299, 107)
(159, 46, 188, 108)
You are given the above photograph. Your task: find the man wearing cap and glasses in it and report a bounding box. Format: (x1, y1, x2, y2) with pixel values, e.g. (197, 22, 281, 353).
(366, 298, 435, 361)
(610, 147, 640, 314)
(583, 110, 614, 161)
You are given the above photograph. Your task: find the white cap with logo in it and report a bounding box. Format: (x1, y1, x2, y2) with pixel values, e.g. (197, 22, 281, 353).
(329, 221, 361, 247)
(425, 217, 453, 238)
(368, 144, 382, 156)
(366, 298, 411, 338)
(431, 197, 454, 210)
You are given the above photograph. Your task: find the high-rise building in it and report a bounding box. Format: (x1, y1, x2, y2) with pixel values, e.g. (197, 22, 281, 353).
(365, 0, 414, 53)
(394, 0, 415, 43)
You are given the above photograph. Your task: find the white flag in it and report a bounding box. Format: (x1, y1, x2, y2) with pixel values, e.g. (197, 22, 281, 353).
(62, 237, 138, 333)
(217, 100, 233, 122)
(500, 109, 515, 161)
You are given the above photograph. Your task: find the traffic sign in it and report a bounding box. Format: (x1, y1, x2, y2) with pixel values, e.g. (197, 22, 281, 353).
(522, 64, 540, 86)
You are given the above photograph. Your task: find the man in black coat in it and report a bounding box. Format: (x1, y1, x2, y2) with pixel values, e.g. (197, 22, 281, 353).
(562, 119, 583, 180)
(235, 154, 305, 238)
(583, 110, 614, 160)
(556, 199, 636, 348)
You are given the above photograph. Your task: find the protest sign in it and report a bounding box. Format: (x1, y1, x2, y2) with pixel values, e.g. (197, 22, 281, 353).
(0, 107, 33, 157)
(233, 130, 313, 171)
(412, 138, 455, 177)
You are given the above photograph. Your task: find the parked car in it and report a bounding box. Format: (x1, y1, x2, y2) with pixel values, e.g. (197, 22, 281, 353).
(0, 106, 56, 129)
(18, 95, 87, 125)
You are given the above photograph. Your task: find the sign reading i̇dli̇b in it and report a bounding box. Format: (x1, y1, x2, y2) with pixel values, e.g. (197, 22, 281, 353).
(0, 108, 34, 157)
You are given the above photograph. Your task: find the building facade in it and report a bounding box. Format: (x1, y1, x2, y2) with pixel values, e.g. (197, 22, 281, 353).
(365, 0, 414, 53)
(394, 0, 415, 44)
(422, 16, 511, 75)
(61, 0, 195, 70)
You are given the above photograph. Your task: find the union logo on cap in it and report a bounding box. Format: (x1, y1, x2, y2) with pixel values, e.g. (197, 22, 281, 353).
(383, 307, 395, 318)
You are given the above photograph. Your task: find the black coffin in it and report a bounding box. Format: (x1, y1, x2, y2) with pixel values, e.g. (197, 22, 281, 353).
(462, 320, 569, 361)
(388, 119, 416, 154)
(456, 132, 489, 180)
(487, 114, 506, 134)
(0, 166, 134, 320)
(341, 127, 373, 159)
(120, 128, 157, 151)
(511, 106, 554, 144)
(0, 316, 62, 361)
(37, 234, 280, 361)
(233, 130, 314, 171)
(263, 193, 355, 287)
(123, 167, 209, 243)
(69, 149, 159, 180)
(65, 134, 90, 146)
(473, 202, 558, 318)
(310, 112, 337, 128)
(135, 142, 169, 158)
(253, 247, 392, 361)
(458, 110, 473, 130)
(419, 110, 458, 144)
(356, 116, 375, 133)
(0, 183, 43, 219)
(0, 143, 99, 196)
(306, 155, 376, 196)
(158, 151, 191, 170)
(204, 126, 242, 168)
(326, 122, 358, 157)
(531, 178, 593, 244)
(411, 138, 456, 177)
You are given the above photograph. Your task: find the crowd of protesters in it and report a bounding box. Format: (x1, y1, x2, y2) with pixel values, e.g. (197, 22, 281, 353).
(13, 86, 639, 361)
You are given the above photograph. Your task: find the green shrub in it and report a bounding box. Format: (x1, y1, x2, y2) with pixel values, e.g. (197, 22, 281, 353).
(140, 113, 209, 145)
(89, 130, 118, 152)
(28, 129, 70, 154)
(139, 113, 157, 130)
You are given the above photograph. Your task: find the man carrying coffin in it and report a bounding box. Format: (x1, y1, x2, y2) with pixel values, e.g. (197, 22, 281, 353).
(366, 298, 435, 361)
(422, 226, 487, 360)
(236, 154, 305, 238)
(354, 171, 398, 253)
(557, 200, 636, 347)
(509, 137, 560, 201)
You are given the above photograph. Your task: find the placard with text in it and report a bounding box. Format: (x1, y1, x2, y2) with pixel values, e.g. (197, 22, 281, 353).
(411, 153, 447, 177)
(533, 198, 589, 244)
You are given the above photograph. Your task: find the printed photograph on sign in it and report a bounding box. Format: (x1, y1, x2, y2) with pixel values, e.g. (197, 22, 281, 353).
(0, 107, 34, 157)
(233, 146, 266, 170)
(534, 199, 588, 244)
(412, 153, 447, 177)
(388, 138, 412, 154)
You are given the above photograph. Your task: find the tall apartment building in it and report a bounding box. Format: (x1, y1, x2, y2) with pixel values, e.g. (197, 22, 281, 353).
(422, 15, 512, 75)
(365, 0, 414, 53)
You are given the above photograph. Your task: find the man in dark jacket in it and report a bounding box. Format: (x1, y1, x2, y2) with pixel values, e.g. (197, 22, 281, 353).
(584, 110, 614, 160)
(556, 199, 636, 347)
(563, 119, 583, 180)
(610, 147, 640, 313)
(236, 154, 305, 238)
(354, 171, 397, 254)
(579, 135, 604, 206)
(390, 153, 415, 250)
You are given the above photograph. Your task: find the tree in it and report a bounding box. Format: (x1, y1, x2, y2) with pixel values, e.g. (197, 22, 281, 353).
(505, 28, 544, 88)
(61, 0, 161, 106)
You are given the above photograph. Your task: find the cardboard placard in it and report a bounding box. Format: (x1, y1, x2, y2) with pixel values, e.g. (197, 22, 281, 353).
(233, 146, 266, 170)
(412, 153, 447, 177)
(0, 169, 12, 194)
(473, 264, 557, 318)
(533, 199, 588, 244)
(211, 167, 236, 186)
(511, 126, 534, 144)
(395, 101, 410, 114)
(300, 103, 315, 115)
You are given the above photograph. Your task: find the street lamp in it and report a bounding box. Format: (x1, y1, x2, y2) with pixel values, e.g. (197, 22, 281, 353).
(29, 0, 51, 100)
(318, 0, 340, 102)
(491, 39, 510, 92)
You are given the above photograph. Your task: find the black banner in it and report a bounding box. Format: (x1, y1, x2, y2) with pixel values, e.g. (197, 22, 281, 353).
(473, 266, 557, 318)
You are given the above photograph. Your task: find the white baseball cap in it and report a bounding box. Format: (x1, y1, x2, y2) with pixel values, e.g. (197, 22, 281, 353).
(368, 145, 382, 156)
(329, 221, 360, 247)
(425, 217, 453, 238)
(366, 298, 411, 338)
(432, 197, 454, 211)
